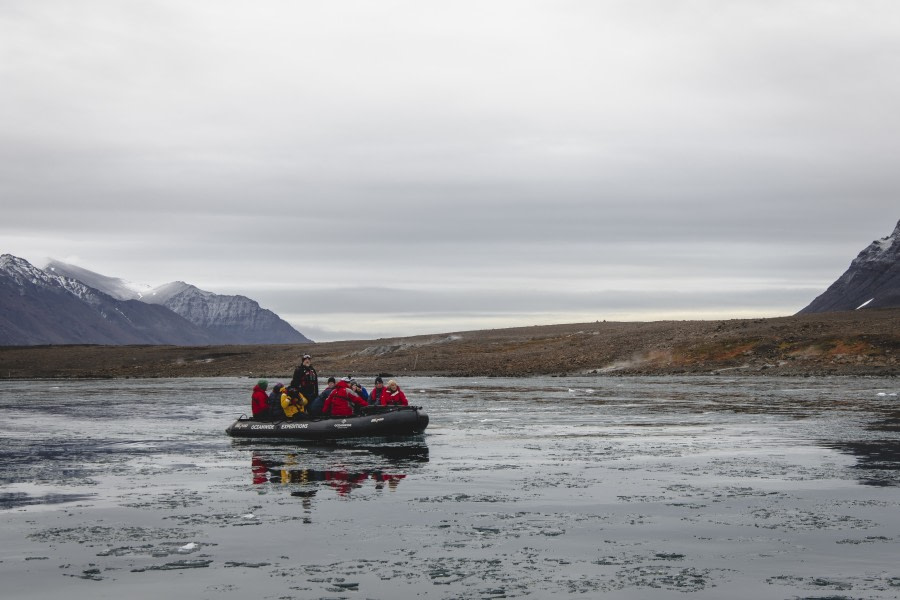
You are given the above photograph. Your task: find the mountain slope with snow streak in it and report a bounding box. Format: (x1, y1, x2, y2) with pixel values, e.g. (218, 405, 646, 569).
(799, 219, 900, 314)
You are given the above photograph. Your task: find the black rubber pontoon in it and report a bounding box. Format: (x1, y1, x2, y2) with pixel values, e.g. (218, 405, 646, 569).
(226, 406, 429, 440)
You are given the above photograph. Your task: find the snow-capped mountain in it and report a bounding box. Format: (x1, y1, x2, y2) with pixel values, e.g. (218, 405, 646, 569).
(0, 254, 215, 345)
(43, 260, 311, 344)
(142, 281, 312, 344)
(798, 219, 900, 314)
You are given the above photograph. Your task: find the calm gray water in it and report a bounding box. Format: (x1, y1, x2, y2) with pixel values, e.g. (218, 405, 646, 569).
(1, 376, 899, 599)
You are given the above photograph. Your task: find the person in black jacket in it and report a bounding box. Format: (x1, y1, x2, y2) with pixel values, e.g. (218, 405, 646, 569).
(290, 354, 318, 404)
(266, 383, 285, 419)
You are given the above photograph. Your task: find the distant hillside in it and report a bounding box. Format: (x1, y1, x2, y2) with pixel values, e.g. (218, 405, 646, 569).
(44, 260, 312, 344)
(799, 219, 900, 314)
(1, 308, 897, 378)
(0, 255, 215, 345)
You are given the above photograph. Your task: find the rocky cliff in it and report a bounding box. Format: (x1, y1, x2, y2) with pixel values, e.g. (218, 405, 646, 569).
(799, 219, 900, 314)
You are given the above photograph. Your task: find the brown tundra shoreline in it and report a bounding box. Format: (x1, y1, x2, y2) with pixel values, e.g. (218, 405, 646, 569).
(1, 308, 899, 380)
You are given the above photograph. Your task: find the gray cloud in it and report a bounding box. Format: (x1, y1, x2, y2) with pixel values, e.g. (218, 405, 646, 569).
(2, 1, 898, 340)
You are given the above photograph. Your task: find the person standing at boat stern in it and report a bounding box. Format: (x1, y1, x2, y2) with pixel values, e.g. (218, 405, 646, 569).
(290, 354, 318, 403)
(251, 379, 270, 419)
(323, 378, 368, 417)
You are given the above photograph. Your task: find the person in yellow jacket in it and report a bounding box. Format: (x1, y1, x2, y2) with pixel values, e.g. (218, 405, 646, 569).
(281, 386, 308, 418)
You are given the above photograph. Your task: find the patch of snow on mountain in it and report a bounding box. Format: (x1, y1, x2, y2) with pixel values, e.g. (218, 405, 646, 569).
(874, 235, 895, 255)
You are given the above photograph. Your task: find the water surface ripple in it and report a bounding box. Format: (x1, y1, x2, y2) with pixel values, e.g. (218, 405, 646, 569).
(1, 376, 899, 599)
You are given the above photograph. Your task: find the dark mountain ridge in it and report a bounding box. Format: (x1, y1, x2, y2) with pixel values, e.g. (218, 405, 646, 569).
(799, 219, 900, 314)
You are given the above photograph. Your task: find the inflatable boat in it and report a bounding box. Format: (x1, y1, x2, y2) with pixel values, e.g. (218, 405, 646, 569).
(226, 406, 429, 440)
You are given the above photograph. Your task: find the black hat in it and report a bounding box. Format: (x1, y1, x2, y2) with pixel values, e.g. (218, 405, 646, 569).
(374, 376, 383, 384)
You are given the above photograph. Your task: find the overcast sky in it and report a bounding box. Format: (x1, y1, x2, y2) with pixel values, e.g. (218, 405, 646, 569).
(2, 1, 898, 341)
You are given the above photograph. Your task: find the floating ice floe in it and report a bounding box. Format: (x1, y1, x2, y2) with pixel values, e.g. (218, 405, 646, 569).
(241, 513, 255, 519)
(177, 542, 198, 553)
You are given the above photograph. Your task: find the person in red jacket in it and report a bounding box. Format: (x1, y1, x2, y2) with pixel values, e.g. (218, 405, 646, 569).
(369, 376, 387, 406)
(251, 379, 270, 419)
(322, 378, 368, 417)
(381, 379, 408, 406)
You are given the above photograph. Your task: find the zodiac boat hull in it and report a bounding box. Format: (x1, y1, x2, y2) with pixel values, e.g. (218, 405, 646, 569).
(226, 406, 429, 440)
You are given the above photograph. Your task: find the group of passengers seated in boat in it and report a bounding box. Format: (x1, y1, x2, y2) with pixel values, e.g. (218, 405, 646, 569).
(250, 374, 409, 421)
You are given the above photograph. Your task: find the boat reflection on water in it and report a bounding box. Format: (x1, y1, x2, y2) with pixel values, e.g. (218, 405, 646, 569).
(249, 442, 429, 502)
(252, 455, 408, 495)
